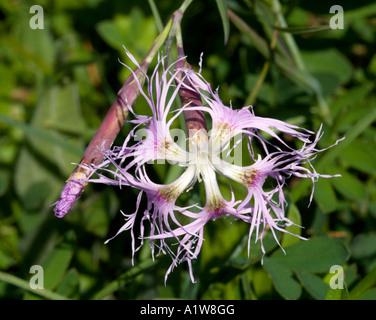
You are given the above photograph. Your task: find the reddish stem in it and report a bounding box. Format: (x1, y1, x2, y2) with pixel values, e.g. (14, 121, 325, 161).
(175, 45, 207, 137)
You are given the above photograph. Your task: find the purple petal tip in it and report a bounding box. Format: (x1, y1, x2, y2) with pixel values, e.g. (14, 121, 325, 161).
(51, 179, 86, 218)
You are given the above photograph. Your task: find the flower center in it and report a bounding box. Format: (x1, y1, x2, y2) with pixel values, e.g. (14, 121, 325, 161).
(206, 197, 226, 220)
(158, 184, 179, 203)
(241, 168, 260, 187)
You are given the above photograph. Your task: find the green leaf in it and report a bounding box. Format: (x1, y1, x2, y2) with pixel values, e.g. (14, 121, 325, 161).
(7, 17, 56, 74)
(40, 231, 76, 291)
(227, 9, 269, 58)
(96, 9, 157, 62)
(335, 99, 376, 133)
(359, 288, 376, 300)
(301, 49, 353, 86)
(0, 169, 10, 197)
(330, 169, 367, 201)
(330, 82, 374, 119)
(71, 190, 115, 237)
(339, 139, 376, 174)
(291, 102, 376, 203)
(147, 0, 163, 32)
(272, 24, 331, 35)
(296, 271, 329, 300)
(247, 230, 280, 263)
(201, 219, 248, 269)
(325, 285, 349, 300)
(263, 257, 302, 300)
(22, 231, 76, 300)
(29, 82, 85, 177)
(281, 203, 302, 248)
(264, 238, 349, 299)
(344, 2, 376, 19)
(313, 178, 338, 213)
(214, 0, 230, 45)
(0, 271, 69, 300)
(349, 266, 376, 300)
(351, 18, 374, 43)
(96, 19, 127, 50)
(0, 114, 83, 157)
(350, 232, 376, 259)
(14, 146, 64, 207)
(56, 269, 80, 299)
(91, 258, 156, 300)
(251, 268, 273, 298)
(300, 49, 352, 98)
(369, 54, 376, 76)
(319, 100, 376, 170)
(271, 237, 348, 273)
(0, 225, 20, 269)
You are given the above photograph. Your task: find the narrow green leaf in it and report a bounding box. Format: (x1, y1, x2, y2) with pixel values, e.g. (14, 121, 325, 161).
(0, 114, 82, 157)
(0, 170, 10, 197)
(215, 0, 230, 45)
(291, 102, 376, 203)
(342, 2, 376, 19)
(178, 0, 194, 13)
(148, 0, 163, 32)
(349, 266, 376, 300)
(330, 82, 374, 118)
(91, 258, 156, 300)
(318, 99, 376, 170)
(230, 5, 327, 118)
(272, 24, 331, 35)
(359, 288, 376, 300)
(245, 61, 270, 106)
(228, 9, 269, 57)
(268, 0, 306, 71)
(0, 271, 69, 300)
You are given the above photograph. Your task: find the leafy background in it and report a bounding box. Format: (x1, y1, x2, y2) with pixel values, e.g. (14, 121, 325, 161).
(1, 0, 376, 300)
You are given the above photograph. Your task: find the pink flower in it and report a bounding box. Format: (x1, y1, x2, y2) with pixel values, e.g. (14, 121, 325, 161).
(59, 49, 343, 283)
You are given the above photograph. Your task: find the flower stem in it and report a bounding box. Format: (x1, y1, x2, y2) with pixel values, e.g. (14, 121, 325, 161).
(179, 0, 194, 14)
(245, 22, 279, 106)
(53, 9, 179, 217)
(271, 0, 305, 71)
(0, 271, 70, 300)
(91, 258, 156, 300)
(175, 28, 207, 139)
(74, 13, 175, 175)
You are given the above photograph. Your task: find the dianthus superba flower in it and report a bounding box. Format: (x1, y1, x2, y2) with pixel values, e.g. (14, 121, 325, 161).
(63, 49, 343, 283)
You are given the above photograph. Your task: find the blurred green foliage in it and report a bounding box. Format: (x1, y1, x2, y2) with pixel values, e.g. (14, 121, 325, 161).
(0, 0, 376, 300)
